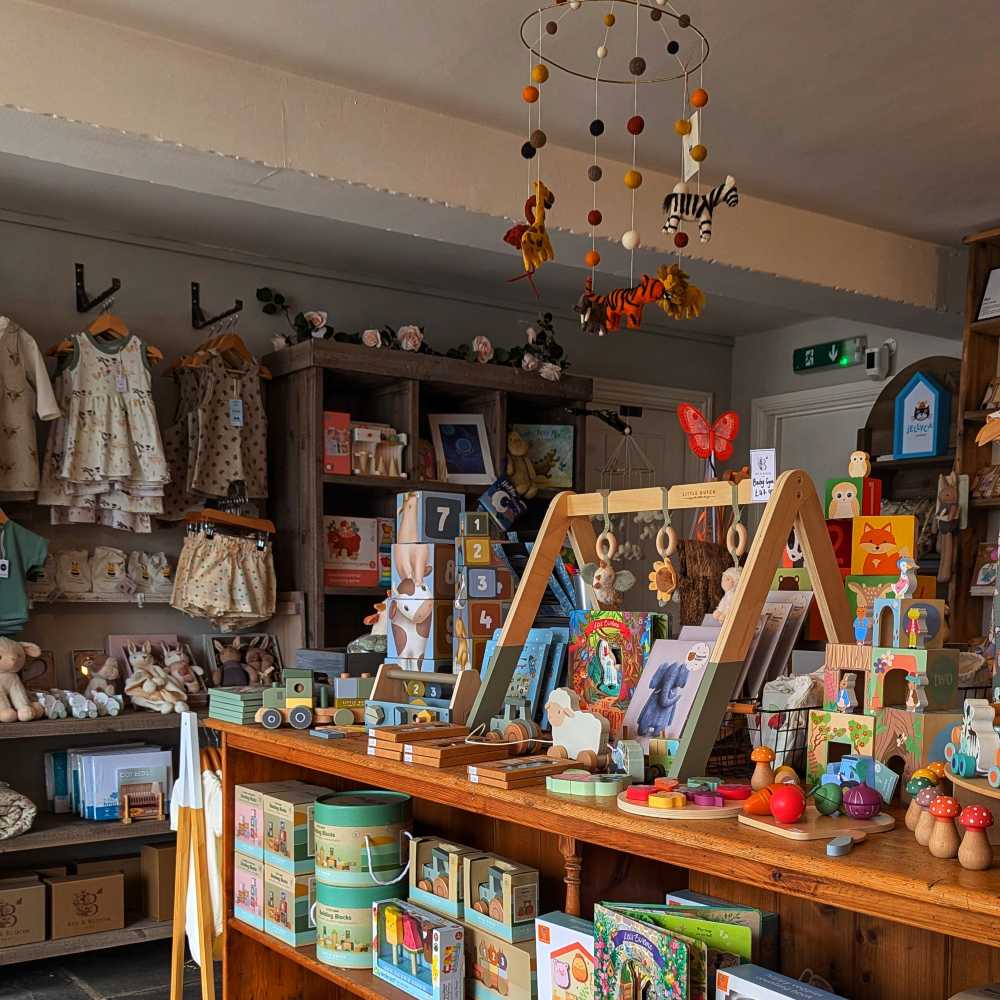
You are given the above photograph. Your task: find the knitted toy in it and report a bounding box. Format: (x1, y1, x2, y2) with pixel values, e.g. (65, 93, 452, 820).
(507, 429, 540, 498)
(0, 639, 46, 722)
(656, 263, 705, 320)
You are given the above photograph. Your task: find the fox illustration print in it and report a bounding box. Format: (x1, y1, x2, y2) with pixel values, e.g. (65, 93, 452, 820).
(859, 522, 899, 574)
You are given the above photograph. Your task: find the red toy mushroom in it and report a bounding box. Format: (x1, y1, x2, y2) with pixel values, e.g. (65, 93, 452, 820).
(927, 795, 961, 859)
(958, 805, 995, 870)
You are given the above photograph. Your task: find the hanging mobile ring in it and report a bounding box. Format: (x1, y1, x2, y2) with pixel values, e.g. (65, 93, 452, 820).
(596, 489, 617, 562)
(655, 486, 678, 560)
(727, 482, 748, 566)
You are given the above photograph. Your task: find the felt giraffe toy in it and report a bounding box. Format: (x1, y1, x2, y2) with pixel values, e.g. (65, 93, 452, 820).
(519, 180, 555, 273)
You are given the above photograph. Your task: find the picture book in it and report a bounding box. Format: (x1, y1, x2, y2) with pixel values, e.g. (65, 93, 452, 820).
(510, 423, 575, 490)
(665, 890, 777, 970)
(594, 903, 689, 1000)
(621, 639, 713, 749)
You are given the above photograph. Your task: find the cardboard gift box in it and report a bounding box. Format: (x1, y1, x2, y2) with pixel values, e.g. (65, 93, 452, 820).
(141, 843, 176, 922)
(75, 856, 142, 916)
(46, 872, 124, 940)
(0, 876, 45, 949)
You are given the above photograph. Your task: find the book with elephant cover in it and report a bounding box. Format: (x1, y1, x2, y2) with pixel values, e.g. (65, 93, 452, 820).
(621, 638, 714, 748)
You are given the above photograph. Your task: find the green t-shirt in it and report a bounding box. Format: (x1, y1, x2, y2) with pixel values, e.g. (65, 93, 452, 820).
(0, 521, 48, 635)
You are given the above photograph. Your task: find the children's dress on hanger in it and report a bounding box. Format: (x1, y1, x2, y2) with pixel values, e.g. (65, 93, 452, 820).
(0, 317, 60, 500)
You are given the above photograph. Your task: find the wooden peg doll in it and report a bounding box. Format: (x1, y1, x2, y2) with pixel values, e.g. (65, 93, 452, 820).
(835, 673, 858, 713)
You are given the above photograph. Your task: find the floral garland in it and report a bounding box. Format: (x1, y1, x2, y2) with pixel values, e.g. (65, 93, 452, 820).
(257, 287, 569, 381)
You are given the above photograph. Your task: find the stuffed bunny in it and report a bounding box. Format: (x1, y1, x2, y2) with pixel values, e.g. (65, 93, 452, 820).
(0, 639, 46, 722)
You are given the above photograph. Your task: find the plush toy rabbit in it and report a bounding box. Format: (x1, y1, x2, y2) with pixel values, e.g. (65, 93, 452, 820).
(0, 638, 46, 722)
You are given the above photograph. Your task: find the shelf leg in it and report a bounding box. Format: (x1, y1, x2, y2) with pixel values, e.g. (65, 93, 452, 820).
(558, 835, 583, 917)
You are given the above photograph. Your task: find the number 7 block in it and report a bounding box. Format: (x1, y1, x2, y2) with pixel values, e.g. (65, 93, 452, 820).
(396, 491, 465, 544)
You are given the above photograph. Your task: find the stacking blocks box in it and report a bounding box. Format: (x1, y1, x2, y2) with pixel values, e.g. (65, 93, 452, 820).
(397, 490, 465, 544)
(463, 854, 538, 943)
(235, 781, 291, 859)
(264, 864, 316, 947)
(386, 597, 454, 669)
(234, 853, 264, 930)
(409, 837, 483, 920)
(262, 783, 330, 874)
(391, 543, 457, 600)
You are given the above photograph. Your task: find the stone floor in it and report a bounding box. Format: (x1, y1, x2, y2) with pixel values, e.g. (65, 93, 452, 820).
(0, 942, 221, 999)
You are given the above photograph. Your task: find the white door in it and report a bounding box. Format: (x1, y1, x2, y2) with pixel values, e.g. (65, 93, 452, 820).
(584, 378, 710, 613)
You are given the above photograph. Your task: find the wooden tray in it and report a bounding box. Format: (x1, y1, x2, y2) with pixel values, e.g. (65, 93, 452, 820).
(738, 805, 895, 841)
(368, 723, 469, 744)
(616, 791, 744, 821)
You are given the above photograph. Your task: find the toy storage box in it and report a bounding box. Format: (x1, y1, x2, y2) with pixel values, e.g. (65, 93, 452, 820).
(463, 854, 538, 943)
(324, 516, 379, 588)
(263, 865, 316, 947)
(409, 837, 482, 920)
(372, 898, 465, 1000)
(466, 918, 537, 1000)
(536, 911, 595, 1000)
(262, 783, 330, 874)
(234, 853, 264, 930)
(716, 964, 847, 999)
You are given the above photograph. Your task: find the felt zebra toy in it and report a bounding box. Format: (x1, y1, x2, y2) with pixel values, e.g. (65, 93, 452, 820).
(662, 175, 738, 243)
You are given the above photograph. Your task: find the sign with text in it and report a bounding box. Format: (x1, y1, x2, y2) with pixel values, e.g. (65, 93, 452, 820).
(793, 336, 866, 373)
(750, 448, 776, 502)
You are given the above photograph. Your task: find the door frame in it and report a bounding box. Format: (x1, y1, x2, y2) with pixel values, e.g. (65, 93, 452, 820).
(590, 377, 711, 490)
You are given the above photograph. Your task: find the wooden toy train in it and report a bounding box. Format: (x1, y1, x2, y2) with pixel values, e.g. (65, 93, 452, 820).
(256, 666, 376, 730)
(945, 698, 1000, 786)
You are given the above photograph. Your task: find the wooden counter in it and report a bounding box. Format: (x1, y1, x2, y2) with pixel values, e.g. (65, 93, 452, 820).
(211, 721, 1000, 999)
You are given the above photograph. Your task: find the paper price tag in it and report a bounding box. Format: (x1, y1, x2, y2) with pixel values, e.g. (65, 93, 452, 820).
(115, 374, 128, 394)
(229, 399, 245, 428)
(749, 448, 776, 502)
(0, 560, 9, 579)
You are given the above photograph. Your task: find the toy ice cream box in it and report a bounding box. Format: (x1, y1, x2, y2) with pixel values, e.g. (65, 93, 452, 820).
(465, 918, 537, 1000)
(716, 964, 847, 999)
(262, 783, 330, 874)
(324, 515, 379, 588)
(235, 781, 293, 859)
(234, 852, 264, 930)
(263, 865, 316, 947)
(373, 898, 465, 1000)
(536, 911, 594, 1000)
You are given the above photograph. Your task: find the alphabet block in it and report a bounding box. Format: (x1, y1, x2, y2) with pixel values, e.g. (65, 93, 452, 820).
(850, 515, 917, 576)
(386, 597, 454, 669)
(823, 477, 882, 520)
(464, 537, 493, 567)
(391, 543, 456, 600)
(467, 568, 497, 599)
(396, 490, 465, 544)
(464, 512, 492, 537)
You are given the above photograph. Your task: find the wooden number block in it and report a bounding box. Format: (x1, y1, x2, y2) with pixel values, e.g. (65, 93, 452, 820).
(823, 477, 882, 520)
(387, 597, 453, 669)
(472, 638, 490, 673)
(470, 601, 503, 638)
(849, 514, 917, 576)
(434, 602, 454, 659)
(826, 519, 853, 569)
(396, 490, 465, 544)
(464, 512, 491, 537)
(468, 568, 497, 598)
(390, 543, 456, 600)
(464, 537, 492, 566)
(494, 568, 513, 600)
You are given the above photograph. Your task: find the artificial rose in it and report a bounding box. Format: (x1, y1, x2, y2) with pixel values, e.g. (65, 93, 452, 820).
(361, 328, 382, 348)
(303, 311, 328, 330)
(525, 325, 538, 344)
(521, 352, 540, 372)
(398, 325, 423, 351)
(539, 362, 562, 381)
(270, 334, 288, 352)
(472, 335, 494, 363)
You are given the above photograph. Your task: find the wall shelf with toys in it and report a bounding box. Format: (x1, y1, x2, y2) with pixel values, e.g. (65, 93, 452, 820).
(0, 708, 202, 740)
(265, 339, 592, 648)
(0, 812, 172, 854)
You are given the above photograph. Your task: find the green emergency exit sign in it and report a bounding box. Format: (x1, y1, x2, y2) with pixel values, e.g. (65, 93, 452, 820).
(793, 337, 866, 373)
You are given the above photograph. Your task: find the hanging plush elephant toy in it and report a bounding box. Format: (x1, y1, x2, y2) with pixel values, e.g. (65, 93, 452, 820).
(580, 529, 635, 609)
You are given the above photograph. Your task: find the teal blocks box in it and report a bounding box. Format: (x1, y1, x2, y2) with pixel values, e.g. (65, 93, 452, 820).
(263, 864, 315, 947)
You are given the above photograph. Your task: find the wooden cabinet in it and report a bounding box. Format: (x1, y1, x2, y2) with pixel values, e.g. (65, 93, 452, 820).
(264, 341, 592, 647)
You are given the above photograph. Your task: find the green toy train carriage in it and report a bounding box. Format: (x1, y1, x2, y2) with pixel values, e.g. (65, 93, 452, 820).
(256, 667, 376, 730)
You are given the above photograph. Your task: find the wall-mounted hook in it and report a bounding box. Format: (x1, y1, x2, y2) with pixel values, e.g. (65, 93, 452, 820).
(191, 281, 243, 331)
(75, 263, 121, 313)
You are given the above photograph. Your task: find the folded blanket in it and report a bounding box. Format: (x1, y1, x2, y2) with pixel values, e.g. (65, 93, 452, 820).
(0, 782, 37, 840)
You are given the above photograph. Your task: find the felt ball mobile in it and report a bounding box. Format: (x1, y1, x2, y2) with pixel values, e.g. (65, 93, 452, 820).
(510, 1, 726, 330)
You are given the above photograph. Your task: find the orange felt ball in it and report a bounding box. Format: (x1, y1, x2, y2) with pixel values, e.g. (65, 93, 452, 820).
(624, 169, 643, 189)
(522, 85, 539, 104)
(674, 118, 692, 136)
(531, 63, 549, 84)
(690, 87, 709, 108)
(690, 144, 708, 162)
(585, 249, 601, 267)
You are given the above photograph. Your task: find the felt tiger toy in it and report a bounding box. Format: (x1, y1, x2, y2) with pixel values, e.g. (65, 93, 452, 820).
(598, 274, 666, 332)
(662, 175, 738, 243)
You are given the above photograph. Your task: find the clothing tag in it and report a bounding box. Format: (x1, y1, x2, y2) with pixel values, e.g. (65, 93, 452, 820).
(115, 374, 128, 393)
(229, 399, 245, 428)
(0, 560, 10, 579)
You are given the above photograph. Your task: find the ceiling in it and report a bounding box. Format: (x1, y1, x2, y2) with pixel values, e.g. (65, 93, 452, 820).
(29, 0, 1000, 245)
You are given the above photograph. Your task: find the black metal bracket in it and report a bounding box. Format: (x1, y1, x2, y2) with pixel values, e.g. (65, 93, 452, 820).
(567, 404, 642, 435)
(75, 263, 121, 314)
(191, 282, 243, 330)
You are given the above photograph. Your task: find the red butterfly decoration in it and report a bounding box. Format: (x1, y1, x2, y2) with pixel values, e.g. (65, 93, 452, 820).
(677, 404, 740, 462)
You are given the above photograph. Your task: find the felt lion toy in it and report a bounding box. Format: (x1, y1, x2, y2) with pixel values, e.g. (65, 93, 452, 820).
(656, 263, 705, 320)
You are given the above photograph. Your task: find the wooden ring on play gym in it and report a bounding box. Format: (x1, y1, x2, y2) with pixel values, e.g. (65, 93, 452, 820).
(655, 524, 678, 559)
(727, 522, 747, 559)
(595, 530, 618, 563)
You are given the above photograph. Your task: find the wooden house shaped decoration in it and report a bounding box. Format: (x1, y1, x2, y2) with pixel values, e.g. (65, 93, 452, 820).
(892, 371, 951, 460)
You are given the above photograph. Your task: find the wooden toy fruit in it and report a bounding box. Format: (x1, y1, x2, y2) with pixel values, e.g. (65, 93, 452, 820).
(742, 784, 776, 816)
(812, 783, 842, 816)
(769, 783, 806, 824)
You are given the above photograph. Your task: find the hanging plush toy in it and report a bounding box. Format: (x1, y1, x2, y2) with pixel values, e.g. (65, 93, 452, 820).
(577, 274, 666, 334)
(581, 528, 635, 609)
(662, 175, 738, 243)
(656, 263, 705, 320)
(503, 180, 555, 276)
(575, 277, 608, 336)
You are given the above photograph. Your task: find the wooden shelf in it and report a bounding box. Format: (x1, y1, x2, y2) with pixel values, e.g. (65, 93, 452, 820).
(0, 917, 171, 966)
(971, 317, 1000, 336)
(31, 593, 171, 605)
(965, 409, 995, 423)
(971, 498, 1000, 509)
(229, 919, 413, 1000)
(212, 721, 1000, 949)
(0, 709, 203, 740)
(0, 813, 172, 854)
(322, 473, 483, 496)
(324, 586, 386, 597)
(871, 453, 955, 470)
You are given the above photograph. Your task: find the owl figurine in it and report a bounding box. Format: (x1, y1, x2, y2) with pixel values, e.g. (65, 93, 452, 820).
(828, 481, 861, 519)
(848, 450, 871, 478)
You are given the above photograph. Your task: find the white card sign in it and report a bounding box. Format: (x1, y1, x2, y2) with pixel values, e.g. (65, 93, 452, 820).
(682, 110, 701, 182)
(750, 448, 776, 502)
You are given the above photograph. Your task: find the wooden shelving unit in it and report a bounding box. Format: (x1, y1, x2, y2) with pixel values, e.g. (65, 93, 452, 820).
(952, 228, 1000, 640)
(0, 710, 200, 740)
(0, 917, 171, 966)
(264, 340, 593, 647)
(0, 813, 171, 854)
(213, 721, 1000, 999)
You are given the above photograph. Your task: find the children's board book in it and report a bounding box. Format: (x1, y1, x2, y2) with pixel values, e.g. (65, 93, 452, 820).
(715, 964, 848, 999)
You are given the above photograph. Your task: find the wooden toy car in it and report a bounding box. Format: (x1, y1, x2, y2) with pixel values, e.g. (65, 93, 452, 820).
(256, 667, 375, 730)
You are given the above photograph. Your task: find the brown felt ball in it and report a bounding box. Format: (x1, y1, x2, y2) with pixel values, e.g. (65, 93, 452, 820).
(530, 129, 547, 149)
(629, 56, 646, 76)
(587, 209, 602, 226)
(588, 164, 603, 182)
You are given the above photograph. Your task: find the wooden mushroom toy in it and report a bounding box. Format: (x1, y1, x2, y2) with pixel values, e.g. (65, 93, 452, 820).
(927, 795, 961, 859)
(925, 760, 950, 793)
(958, 805, 995, 871)
(913, 787, 940, 846)
(750, 746, 776, 791)
(904, 776, 935, 831)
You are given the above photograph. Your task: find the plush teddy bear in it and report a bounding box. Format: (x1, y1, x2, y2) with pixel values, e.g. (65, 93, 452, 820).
(0, 638, 46, 722)
(506, 430, 539, 498)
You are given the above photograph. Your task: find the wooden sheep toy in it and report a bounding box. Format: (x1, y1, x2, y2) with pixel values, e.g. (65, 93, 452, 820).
(0, 638, 46, 722)
(544, 687, 610, 771)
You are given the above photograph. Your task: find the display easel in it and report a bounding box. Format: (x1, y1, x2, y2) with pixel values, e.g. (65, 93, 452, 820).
(465, 470, 853, 777)
(170, 712, 216, 1000)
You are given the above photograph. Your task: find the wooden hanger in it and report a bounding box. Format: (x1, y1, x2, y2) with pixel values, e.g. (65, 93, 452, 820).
(184, 509, 275, 534)
(47, 313, 164, 364)
(166, 333, 271, 380)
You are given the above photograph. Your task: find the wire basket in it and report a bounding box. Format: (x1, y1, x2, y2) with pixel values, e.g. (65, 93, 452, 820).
(706, 707, 752, 780)
(745, 703, 821, 773)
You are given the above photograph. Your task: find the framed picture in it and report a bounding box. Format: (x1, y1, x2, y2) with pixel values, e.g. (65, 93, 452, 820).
(510, 423, 575, 489)
(428, 413, 495, 485)
(203, 633, 283, 688)
(978, 268, 1000, 322)
(23, 649, 58, 692)
(970, 543, 998, 597)
(981, 377, 1000, 411)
